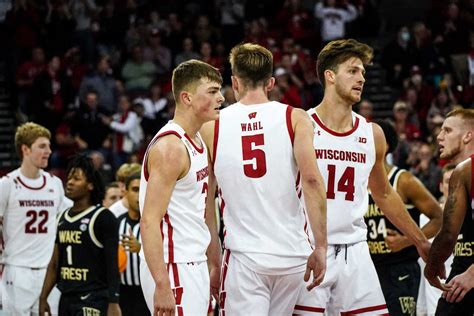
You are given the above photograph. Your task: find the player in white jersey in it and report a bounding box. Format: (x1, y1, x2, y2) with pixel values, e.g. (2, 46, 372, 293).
(200, 43, 327, 315)
(0, 122, 71, 315)
(139, 60, 224, 315)
(294, 39, 430, 316)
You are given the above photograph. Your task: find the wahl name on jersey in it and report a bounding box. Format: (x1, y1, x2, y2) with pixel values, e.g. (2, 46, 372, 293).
(241, 121, 263, 132)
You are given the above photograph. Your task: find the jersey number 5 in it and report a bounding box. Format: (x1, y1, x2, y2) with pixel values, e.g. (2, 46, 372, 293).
(242, 134, 267, 178)
(25, 210, 48, 234)
(326, 165, 355, 201)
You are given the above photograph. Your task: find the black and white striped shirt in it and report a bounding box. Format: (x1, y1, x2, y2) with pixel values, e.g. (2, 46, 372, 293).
(117, 213, 141, 286)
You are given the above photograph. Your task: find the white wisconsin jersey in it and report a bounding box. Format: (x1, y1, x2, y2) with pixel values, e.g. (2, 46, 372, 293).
(0, 169, 71, 267)
(139, 122, 211, 263)
(307, 109, 376, 244)
(214, 102, 312, 273)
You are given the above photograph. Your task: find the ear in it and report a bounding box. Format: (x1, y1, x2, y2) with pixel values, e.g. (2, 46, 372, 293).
(265, 77, 275, 92)
(21, 144, 30, 157)
(231, 76, 239, 91)
(463, 130, 473, 144)
(324, 69, 336, 85)
(87, 183, 94, 192)
(179, 91, 192, 107)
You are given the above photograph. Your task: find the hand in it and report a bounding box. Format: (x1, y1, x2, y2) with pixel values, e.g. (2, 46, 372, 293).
(424, 261, 450, 291)
(101, 115, 112, 125)
(39, 297, 51, 316)
(385, 229, 410, 252)
(304, 247, 326, 291)
(415, 239, 431, 263)
(209, 265, 220, 301)
(154, 284, 176, 316)
(107, 303, 122, 316)
(442, 265, 474, 303)
(121, 227, 141, 253)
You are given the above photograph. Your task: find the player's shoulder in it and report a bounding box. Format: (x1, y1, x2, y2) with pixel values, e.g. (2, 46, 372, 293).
(1, 168, 20, 181)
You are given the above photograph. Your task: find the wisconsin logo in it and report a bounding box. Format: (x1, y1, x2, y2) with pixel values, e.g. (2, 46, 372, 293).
(248, 112, 257, 119)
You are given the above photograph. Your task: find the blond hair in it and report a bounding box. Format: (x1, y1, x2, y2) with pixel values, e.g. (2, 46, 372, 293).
(115, 163, 141, 183)
(172, 59, 222, 102)
(317, 39, 373, 88)
(15, 122, 51, 160)
(446, 108, 474, 127)
(229, 43, 273, 90)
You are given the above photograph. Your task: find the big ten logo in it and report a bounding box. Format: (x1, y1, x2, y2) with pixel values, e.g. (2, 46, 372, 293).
(399, 296, 415, 315)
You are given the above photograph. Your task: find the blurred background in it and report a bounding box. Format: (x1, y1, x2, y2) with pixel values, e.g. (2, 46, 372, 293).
(0, 0, 472, 200)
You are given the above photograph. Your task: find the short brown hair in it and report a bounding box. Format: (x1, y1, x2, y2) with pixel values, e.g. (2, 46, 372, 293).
(229, 43, 273, 89)
(172, 59, 222, 101)
(15, 122, 51, 160)
(115, 163, 141, 183)
(446, 108, 474, 127)
(317, 39, 373, 88)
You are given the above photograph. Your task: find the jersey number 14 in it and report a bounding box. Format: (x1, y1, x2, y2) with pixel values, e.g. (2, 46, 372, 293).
(326, 165, 355, 201)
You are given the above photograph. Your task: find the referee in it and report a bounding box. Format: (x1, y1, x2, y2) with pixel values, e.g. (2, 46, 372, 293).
(117, 173, 150, 315)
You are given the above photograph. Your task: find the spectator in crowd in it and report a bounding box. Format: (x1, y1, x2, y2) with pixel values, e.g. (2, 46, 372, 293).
(218, 0, 245, 50)
(193, 14, 220, 46)
(391, 100, 421, 141)
(142, 28, 172, 77)
(69, 0, 98, 63)
(79, 55, 118, 115)
(426, 88, 455, 129)
(44, 0, 75, 57)
(103, 181, 122, 208)
(15, 46, 46, 118)
(31, 55, 74, 133)
(89, 150, 114, 184)
(200, 41, 224, 72)
(314, 0, 358, 43)
(63, 47, 89, 95)
(274, 67, 303, 107)
(409, 142, 442, 197)
(121, 45, 157, 95)
(71, 90, 111, 153)
(174, 37, 200, 66)
(102, 94, 144, 168)
(357, 99, 374, 121)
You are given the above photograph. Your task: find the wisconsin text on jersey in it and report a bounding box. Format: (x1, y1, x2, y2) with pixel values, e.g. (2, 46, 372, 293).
(18, 200, 55, 207)
(196, 166, 209, 182)
(315, 148, 367, 163)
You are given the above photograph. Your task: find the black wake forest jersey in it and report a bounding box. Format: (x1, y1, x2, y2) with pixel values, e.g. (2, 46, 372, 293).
(56, 204, 120, 302)
(365, 167, 420, 265)
(452, 155, 474, 271)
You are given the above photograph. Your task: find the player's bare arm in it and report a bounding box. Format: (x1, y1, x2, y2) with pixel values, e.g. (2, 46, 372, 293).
(425, 161, 469, 290)
(292, 108, 327, 290)
(368, 123, 430, 261)
(385, 172, 442, 252)
(200, 121, 222, 300)
(39, 244, 59, 315)
(140, 135, 189, 316)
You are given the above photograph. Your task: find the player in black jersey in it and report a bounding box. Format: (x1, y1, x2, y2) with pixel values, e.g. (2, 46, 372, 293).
(425, 109, 474, 315)
(364, 120, 442, 315)
(39, 155, 121, 316)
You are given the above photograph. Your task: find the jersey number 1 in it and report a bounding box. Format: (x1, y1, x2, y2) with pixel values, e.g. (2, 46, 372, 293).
(25, 210, 48, 234)
(242, 134, 267, 178)
(326, 165, 355, 201)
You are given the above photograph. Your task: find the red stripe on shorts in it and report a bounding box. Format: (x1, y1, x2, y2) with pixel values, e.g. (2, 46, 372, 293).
(340, 304, 387, 315)
(294, 304, 325, 313)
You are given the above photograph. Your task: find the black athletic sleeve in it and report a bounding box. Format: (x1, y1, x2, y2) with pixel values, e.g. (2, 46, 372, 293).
(94, 208, 120, 303)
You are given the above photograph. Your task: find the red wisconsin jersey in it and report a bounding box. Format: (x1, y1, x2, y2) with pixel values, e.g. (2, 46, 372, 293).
(214, 102, 312, 274)
(307, 109, 376, 244)
(139, 122, 211, 263)
(0, 169, 71, 268)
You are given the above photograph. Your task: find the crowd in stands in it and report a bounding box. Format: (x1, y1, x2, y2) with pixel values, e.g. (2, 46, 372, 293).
(2, 0, 473, 199)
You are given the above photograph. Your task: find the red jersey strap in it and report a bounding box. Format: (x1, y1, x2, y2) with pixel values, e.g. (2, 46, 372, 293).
(143, 131, 182, 181)
(286, 106, 294, 145)
(212, 119, 220, 169)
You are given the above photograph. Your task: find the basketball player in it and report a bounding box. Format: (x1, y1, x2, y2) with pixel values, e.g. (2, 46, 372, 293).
(0, 122, 71, 315)
(200, 43, 327, 315)
(109, 163, 141, 217)
(117, 173, 149, 315)
(39, 155, 121, 315)
(364, 120, 442, 315)
(139, 60, 224, 315)
(417, 164, 455, 316)
(424, 108, 474, 315)
(294, 39, 430, 315)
